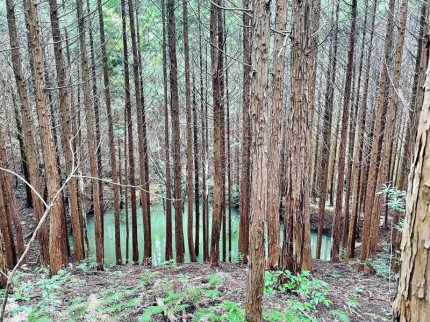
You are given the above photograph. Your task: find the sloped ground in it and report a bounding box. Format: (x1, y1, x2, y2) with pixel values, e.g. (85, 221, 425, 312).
(3, 259, 392, 322)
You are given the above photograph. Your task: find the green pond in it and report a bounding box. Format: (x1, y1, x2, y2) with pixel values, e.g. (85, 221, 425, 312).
(80, 205, 332, 265)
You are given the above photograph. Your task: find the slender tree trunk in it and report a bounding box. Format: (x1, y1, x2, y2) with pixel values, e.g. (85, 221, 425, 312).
(238, 0, 252, 265)
(167, 0, 185, 263)
(25, 0, 68, 274)
(245, 0, 271, 319)
(161, 0, 173, 262)
(266, 0, 288, 270)
(192, 74, 200, 257)
(316, 1, 339, 259)
(120, 0, 138, 264)
(0, 127, 25, 264)
(77, 0, 103, 269)
(49, 0, 84, 262)
(345, 0, 377, 261)
(311, 91, 322, 202)
(86, 0, 104, 237)
(127, 0, 151, 264)
(182, 0, 196, 262)
(97, 0, 121, 265)
(6, 0, 49, 265)
(0, 132, 17, 268)
(220, 7, 226, 264)
(123, 108, 130, 263)
(0, 230, 7, 287)
(12, 99, 32, 207)
(210, 0, 225, 267)
(225, 49, 232, 262)
(197, 0, 209, 262)
(367, 0, 408, 261)
(136, 5, 152, 265)
(328, 111, 342, 207)
(359, 0, 396, 270)
(331, 0, 357, 262)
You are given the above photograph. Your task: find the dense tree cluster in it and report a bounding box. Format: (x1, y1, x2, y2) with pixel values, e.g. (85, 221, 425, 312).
(0, 0, 430, 320)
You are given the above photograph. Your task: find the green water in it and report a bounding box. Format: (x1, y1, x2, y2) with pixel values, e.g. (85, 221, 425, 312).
(81, 205, 332, 265)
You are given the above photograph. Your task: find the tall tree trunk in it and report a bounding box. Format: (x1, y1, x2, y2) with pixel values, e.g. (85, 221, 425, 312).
(316, 0, 339, 259)
(210, 0, 225, 267)
(136, 4, 151, 265)
(77, 0, 103, 269)
(167, 0, 185, 263)
(220, 6, 227, 264)
(161, 0, 173, 262)
(6, 0, 49, 265)
(359, 0, 396, 269)
(182, 0, 196, 262)
(392, 18, 430, 317)
(197, 0, 209, 262)
(345, 0, 377, 261)
(225, 47, 232, 262)
(97, 0, 121, 264)
(282, 0, 318, 273)
(367, 0, 409, 262)
(120, 0, 138, 264)
(266, 0, 288, 270)
(25, 0, 68, 274)
(128, 0, 151, 264)
(49, 0, 84, 262)
(192, 74, 200, 257)
(238, 0, 252, 265)
(245, 0, 271, 319)
(331, 0, 357, 262)
(86, 0, 104, 237)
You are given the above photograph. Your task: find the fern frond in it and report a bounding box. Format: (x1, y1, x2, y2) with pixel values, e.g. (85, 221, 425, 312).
(140, 305, 163, 321)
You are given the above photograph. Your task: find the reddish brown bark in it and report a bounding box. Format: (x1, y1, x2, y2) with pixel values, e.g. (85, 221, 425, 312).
(167, 0, 185, 263)
(331, 0, 357, 262)
(97, 0, 121, 264)
(393, 17, 430, 317)
(266, 0, 288, 270)
(6, 0, 49, 265)
(182, 0, 196, 263)
(245, 0, 271, 318)
(161, 0, 173, 262)
(25, 0, 68, 274)
(77, 0, 103, 268)
(238, 0, 251, 265)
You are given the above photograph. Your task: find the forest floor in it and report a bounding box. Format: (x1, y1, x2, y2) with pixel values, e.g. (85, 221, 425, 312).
(4, 259, 394, 322)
